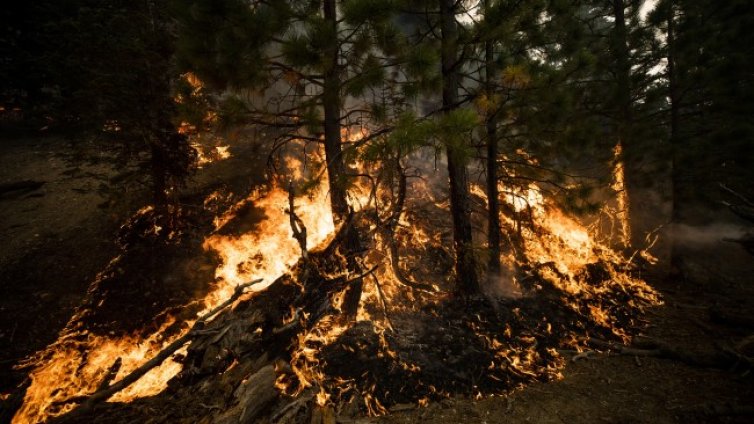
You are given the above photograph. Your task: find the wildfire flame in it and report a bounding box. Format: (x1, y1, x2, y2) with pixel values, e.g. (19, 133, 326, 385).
(13, 126, 658, 422)
(13, 169, 339, 424)
(12, 301, 188, 423)
(202, 183, 336, 301)
(193, 142, 231, 167)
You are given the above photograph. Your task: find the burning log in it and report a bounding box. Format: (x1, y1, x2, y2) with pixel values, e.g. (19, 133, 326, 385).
(84, 219, 366, 422)
(51, 279, 262, 423)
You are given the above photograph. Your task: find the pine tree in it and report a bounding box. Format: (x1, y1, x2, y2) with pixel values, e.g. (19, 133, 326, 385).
(174, 0, 401, 223)
(649, 0, 754, 271)
(439, 0, 480, 294)
(540, 1, 667, 250)
(474, 0, 550, 280)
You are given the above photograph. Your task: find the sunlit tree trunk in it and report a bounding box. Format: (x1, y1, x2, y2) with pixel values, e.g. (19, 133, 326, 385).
(611, 0, 635, 251)
(441, 0, 480, 294)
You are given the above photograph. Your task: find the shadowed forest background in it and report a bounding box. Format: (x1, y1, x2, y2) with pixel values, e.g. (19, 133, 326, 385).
(1, 1, 753, 423)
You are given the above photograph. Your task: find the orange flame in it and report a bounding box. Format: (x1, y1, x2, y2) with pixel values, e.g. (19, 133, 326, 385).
(14, 176, 340, 424)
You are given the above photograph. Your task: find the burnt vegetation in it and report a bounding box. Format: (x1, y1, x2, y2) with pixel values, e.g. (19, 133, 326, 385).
(1, 1, 753, 423)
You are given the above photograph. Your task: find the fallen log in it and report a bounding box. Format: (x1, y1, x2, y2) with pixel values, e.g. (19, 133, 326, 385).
(271, 391, 314, 423)
(96, 358, 122, 392)
(52, 279, 262, 423)
(586, 337, 752, 370)
(212, 364, 278, 424)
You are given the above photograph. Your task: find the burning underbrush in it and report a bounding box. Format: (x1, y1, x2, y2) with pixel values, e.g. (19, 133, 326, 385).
(8, 143, 661, 423)
(271, 236, 659, 418)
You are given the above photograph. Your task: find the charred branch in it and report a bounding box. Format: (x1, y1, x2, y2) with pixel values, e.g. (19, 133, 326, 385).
(381, 161, 436, 293)
(287, 182, 308, 263)
(95, 358, 122, 392)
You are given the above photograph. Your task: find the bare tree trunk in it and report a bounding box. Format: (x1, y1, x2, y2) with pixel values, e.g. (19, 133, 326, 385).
(667, 0, 684, 273)
(441, 0, 479, 294)
(323, 0, 349, 222)
(484, 0, 501, 279)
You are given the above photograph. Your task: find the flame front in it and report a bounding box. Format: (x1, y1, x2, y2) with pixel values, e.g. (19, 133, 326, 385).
(12, 317, 187, 422)
(13, 176, 338, 423)
(13, 127, 659, 421)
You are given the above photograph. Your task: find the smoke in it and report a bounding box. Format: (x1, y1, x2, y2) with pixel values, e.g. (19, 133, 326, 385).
(484, 265, 523, 300)
(672, 222, 750, 246)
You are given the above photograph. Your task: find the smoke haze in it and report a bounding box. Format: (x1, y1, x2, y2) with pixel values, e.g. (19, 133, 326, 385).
(673, 223, 749, 246)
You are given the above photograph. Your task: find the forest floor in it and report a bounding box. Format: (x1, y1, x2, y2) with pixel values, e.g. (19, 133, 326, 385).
(0, 135, 752, 423)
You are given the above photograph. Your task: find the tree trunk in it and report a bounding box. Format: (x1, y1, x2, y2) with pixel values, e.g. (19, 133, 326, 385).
(440, 0, 479, 294)
(611, 0, 636, 250)
(667, 0, 684, 273)
(484, 0, 501, 279)
(150, 141, 170, 227)
(323, 0, 349, 222)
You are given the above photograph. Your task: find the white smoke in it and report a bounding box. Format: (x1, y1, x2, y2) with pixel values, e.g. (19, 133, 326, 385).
(672, 223, 750, 246)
